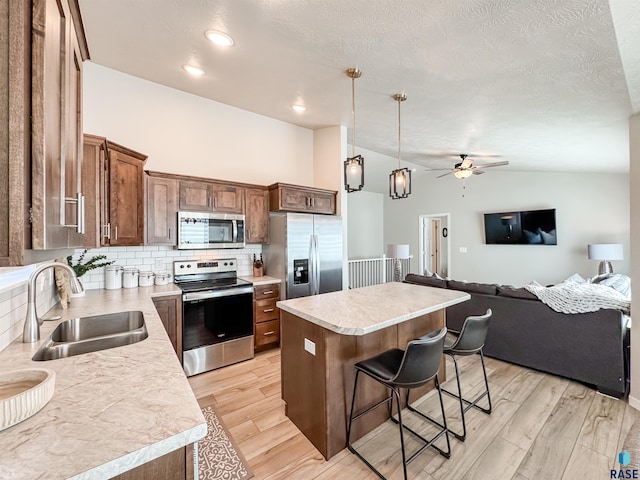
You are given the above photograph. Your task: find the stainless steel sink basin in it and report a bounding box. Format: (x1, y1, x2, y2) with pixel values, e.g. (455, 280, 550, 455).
(32, 311, 148, 361)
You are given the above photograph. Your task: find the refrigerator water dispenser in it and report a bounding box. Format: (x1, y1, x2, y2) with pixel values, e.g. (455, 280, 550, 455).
(293, 259, 309, 284)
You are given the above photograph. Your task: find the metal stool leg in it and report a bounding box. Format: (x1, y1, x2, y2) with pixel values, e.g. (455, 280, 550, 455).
(441, 350, 492, 441)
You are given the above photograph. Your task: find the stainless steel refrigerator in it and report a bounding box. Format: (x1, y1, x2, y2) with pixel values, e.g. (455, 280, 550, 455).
(264, 212, 343, 299)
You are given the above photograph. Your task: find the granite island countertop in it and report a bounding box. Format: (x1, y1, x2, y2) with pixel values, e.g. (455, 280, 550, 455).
(277, 282, 470, 335)
(0, 285, 206, 480)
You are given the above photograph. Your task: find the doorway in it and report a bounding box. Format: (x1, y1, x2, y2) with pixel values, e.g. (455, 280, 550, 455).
(418, 214, 451, 278)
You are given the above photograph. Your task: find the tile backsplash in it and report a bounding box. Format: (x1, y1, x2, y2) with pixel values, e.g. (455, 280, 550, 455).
(69, 245, 264, 290)
(0, 266, 60, 352)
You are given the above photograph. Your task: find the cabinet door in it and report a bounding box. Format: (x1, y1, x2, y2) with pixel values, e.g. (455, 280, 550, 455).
(210, 183, 244, 213)
(308, 191, 336, 215)
(278, 186, 312, 212)
(245, 187, 269, 243)
(31, 0, 72, 249)
(81, 135, 107, 248)
(109, 150, 144, 246)
(178, 180, 212, 211)
(65, 31, 84, 247)
(152, 296, 182, 362)
(146, 175, 177, 245)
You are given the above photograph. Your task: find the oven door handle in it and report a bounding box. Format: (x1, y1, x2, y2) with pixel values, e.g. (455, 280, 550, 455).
(183, 286, 254, 301)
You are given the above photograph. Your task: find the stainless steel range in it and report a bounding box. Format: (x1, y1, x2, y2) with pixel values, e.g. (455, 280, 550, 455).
(174, 259, 254, 376)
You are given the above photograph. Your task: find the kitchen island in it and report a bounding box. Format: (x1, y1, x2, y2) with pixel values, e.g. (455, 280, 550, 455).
(0, 286, 206, 480)
(277, 282, 469, 460)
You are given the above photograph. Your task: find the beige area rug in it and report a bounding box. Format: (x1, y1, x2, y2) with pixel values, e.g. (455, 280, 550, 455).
(199, 406, 253, 480)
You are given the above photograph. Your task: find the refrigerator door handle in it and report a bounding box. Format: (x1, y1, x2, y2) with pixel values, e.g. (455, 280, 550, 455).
(314, 234, 320, 295)
(309, 235, 315, 296)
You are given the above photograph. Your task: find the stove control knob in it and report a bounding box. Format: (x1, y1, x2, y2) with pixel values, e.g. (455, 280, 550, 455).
(179, 265, 185, 269)
(229, 261, 234, 266)
(224, 262, 228, 266)
(187, 264, 192, 268)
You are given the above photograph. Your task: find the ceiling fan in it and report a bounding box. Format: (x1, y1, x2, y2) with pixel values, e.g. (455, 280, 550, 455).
(433, 154, 509, 179)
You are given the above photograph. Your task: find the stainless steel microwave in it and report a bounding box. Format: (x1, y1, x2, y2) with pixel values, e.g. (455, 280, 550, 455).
(177, 212, 245, 249)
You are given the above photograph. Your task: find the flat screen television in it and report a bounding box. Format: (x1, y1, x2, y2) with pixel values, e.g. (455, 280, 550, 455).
(483, 208, 557, 245)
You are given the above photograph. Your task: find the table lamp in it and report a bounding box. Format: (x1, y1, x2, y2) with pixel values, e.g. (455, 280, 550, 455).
(587, 243, 623, 275)
(387, 244, 410, 282)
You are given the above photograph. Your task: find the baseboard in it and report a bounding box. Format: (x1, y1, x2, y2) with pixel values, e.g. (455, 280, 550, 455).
(629, 395, 640, 411)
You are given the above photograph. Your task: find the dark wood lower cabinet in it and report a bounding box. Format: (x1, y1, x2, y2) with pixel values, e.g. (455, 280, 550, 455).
(110, 445, 193, 480)
(152, 295, 183, 363)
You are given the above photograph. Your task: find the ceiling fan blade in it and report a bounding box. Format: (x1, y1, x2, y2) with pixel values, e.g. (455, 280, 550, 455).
(472, 169, 485, 175)
(425, 168, 455, 171)
(474, 160, 509, 169)
(435, 171, 455, 178)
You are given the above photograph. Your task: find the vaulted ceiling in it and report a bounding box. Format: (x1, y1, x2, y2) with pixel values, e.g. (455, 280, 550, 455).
(78, 0, 639, 175)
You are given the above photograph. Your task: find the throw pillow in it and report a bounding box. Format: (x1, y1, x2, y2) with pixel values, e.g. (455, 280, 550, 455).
(538, 228, 557, 245)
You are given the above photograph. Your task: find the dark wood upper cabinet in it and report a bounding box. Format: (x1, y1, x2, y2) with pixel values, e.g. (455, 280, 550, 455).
(269, 183, 337, 215)
(107, 143, 146, 246)
(82, 135, 147, 248)
(178, 180, 244, 214)
(146, 173, 177, 245)
(245, 187, 269, 244)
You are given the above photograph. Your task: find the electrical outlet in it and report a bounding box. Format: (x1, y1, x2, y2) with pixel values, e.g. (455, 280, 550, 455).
(154, 259, 164, 270)
(304, 338, 316, 356)
(459, 247, 467, 253)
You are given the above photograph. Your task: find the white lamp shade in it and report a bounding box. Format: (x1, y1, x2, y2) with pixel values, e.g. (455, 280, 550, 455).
(387, 244, 410, 259)
(587, 243, 623, 261)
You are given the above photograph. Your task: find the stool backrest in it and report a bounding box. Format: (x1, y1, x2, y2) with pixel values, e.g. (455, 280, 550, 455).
(447, 309, 492, 355)
(391, 327, 447, 388)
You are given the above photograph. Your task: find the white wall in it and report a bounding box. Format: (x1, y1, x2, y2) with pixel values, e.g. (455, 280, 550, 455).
(629, 113, 640, 409)
(384, 170, 629, 287)
(83, 62, 314, 186)
(347, 191, 384, 259)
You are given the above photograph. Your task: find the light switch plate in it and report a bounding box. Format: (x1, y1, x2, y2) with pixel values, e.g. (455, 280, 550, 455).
(304, 338, 316, 355)
(459, 247, 467, 253)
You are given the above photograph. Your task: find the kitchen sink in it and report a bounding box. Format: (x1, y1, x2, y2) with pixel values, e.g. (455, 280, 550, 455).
(32, 311, 148, 361)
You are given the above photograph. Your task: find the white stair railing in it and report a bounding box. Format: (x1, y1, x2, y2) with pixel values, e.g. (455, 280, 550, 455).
(348, 256, 411, 289)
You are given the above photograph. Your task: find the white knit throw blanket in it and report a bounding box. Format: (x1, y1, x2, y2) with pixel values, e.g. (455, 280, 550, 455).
(525, 282, 631, 314)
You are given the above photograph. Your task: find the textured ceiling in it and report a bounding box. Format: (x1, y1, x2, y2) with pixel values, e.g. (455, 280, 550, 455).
(78, 0, 638, 175)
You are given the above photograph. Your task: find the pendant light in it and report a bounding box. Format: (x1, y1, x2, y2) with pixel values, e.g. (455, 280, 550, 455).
(389, 93, 411, 199)
(344, 68, 364, 193)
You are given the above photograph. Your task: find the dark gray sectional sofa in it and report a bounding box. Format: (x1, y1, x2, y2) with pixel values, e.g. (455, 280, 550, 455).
(404, 273, 630, 397)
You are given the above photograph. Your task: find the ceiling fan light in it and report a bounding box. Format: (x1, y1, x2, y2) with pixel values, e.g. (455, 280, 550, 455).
(454, 169, 472, 179)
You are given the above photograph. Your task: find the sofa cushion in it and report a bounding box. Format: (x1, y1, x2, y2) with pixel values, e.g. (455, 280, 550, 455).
(404, 274, 447, 289)
(496, 286, 538, 300)
(447, 280, 497, 295)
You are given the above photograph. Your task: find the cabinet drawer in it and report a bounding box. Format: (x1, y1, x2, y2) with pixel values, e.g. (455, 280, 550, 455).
(255, 298, 279, 323)
(255, 283, 280, 299)
(255, 320, 280, 348)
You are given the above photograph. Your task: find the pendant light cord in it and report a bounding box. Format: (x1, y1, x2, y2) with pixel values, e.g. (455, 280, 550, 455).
(397, 98, 401, 169)
(352, 76, 356, 158)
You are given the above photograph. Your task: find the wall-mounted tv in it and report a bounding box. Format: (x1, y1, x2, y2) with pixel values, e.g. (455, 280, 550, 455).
(483, 208, 557, 245)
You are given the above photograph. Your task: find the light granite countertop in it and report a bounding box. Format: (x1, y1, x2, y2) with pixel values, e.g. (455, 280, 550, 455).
(239, 275, 281, 286)
(277, 282, 470, 335)
(0, 285, 207, 480)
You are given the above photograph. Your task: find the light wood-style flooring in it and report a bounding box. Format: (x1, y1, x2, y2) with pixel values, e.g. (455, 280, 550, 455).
(189, 348, 638, 480)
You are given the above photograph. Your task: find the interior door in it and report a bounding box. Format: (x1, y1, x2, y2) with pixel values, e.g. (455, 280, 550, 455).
(430, 218, 441, 275)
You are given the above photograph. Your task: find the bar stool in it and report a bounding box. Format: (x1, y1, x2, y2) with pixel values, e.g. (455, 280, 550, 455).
(346, 327, 451, 480)
(441, 309, 492, 441)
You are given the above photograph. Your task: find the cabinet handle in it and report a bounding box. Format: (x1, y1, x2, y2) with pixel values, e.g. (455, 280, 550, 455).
(263, 290, 274, 295)
(104, 223, 111, 240)
(310, 197, 315, 207)
(263, 308, 274, 313)
(78, 193, 85, 234)
(207, 197, 212, 208)
(114, 225, 118, 240)
(263, 331, 275, 336)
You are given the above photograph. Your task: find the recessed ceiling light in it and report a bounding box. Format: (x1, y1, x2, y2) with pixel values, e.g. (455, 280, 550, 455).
(205, 30, 234, 47)
(182, 64, 205, 76)
(292, 104, 306, 112)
